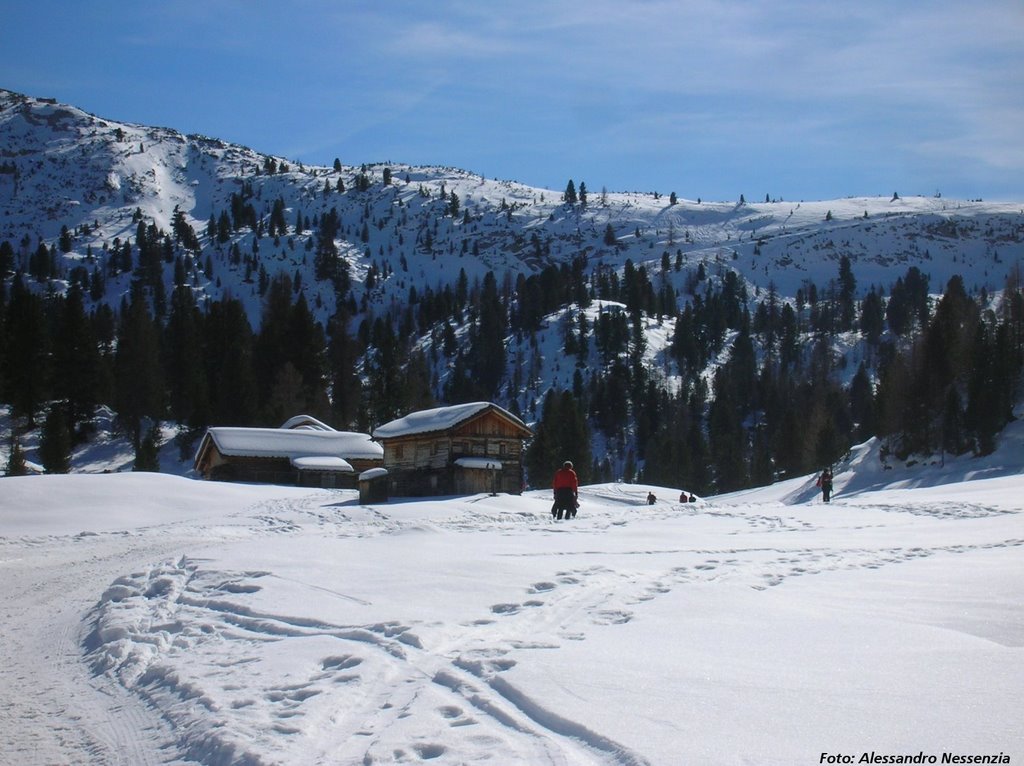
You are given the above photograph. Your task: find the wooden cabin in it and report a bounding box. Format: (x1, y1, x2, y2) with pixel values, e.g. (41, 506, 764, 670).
(193, 415, 383, 487)
(372, 402, 533, 496)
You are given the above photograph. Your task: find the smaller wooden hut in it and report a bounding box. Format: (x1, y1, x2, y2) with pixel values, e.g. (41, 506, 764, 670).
(372, 402, 533, 496)
(358, 468, 390, 504)
(194, 415, 383, 487)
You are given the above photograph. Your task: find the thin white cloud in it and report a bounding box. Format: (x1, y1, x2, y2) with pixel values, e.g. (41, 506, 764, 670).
(391, 21, 522, 57)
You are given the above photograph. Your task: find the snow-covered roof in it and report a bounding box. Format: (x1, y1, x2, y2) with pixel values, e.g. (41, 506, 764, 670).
(204, 427, 383, 461)
(359, 467, 389, 481)
(279, 415, 334, 432)
(455, 458, 503, 470)
(372, 402, 526, 439)
(290, 456, 353, 472)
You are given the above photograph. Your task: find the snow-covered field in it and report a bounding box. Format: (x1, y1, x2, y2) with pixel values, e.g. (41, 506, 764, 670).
(2, 434, 1023, 765)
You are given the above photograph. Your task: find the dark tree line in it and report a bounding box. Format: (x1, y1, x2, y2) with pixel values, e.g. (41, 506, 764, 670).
(525, 389, 593, 488)
(524, 259, 1022, 495)
(0, 267, 367, 470)
(874, 272, 1022, 459)
(2, 216, 1022, 488)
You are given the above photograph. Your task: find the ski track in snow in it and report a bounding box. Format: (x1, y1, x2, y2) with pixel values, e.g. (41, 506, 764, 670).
(83, 554, 647, 765)
(0, 537, 197, 766)
(53, 486, 1021, 765)
(77, 490, 656, 765)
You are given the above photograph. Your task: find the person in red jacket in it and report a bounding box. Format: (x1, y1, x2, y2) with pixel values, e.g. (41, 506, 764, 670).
(552, 460, 579, 520)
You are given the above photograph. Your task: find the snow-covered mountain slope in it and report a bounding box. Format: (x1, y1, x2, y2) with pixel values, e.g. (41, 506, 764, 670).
(3, 87, 1023, 333)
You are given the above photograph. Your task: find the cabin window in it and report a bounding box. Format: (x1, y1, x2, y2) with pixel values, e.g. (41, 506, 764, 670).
(499, 442, 507, 456)
(394, 445, 404, 459)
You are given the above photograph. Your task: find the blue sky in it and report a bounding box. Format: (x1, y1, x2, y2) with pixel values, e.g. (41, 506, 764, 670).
(4, 1, 1023, 201)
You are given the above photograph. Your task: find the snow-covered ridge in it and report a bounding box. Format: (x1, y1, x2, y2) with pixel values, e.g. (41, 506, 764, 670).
(3, 87, 1023, 336)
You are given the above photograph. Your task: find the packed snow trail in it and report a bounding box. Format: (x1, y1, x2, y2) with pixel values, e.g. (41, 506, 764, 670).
(0, 531, 199, 765)
(0, 474, 316, 766)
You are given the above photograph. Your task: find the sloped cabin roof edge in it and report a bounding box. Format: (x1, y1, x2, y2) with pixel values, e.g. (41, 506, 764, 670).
(290, 456, 354, 471)
(206, 427, 384, 460)
(372, 402, 531, 440)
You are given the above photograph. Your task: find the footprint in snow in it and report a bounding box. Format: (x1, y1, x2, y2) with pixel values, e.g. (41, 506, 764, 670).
(592, 609, 632, 625)
(413, 743, 446, 760)
(321, 654, 362, 671)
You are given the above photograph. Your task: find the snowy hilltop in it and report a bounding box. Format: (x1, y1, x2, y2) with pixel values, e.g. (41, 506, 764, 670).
(3, 87, 1022, 331)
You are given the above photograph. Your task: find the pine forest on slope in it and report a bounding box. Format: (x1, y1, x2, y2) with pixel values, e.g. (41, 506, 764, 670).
(1, 88, 1022, 492)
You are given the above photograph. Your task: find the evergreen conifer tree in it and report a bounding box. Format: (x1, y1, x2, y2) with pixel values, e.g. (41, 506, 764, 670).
(52, 286, 101, 433)
(39, 406, 72, 474)
(164, 285, 210, 431)
(5, 434, 29, 476)
(859, 289, 884, 344)
(837, 256, 857, 331)
(525, 389, 592, 487)
(264, 362, 308, 427)
(5, 278, 50, 424)
(287, 293, 330, 419)
(940, 387, 966, 456)
(707, 369, 747, 492)
(470, 272, 508, 398)
(114, 285, 164, 444)
(848, 363, 875, 442)
(204, 298, 258, 425)
(327, 306, 362, 429)
(813, 417, 844, 470)
(134, 424, 161, 472)
(363, 315, 407, 427)
(750, 425, 774, 487)
(0, 239, 13, 276)
(563, 180, 577, 205)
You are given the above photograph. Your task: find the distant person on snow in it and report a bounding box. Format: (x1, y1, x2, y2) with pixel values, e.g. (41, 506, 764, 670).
(816, 468, 834, 503)
(647, 492, 656, 505)
(552, 461, 579, 520)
